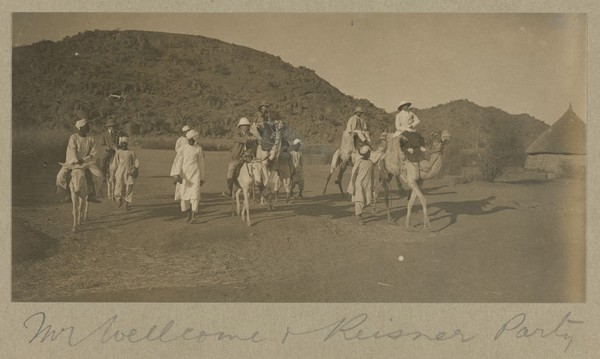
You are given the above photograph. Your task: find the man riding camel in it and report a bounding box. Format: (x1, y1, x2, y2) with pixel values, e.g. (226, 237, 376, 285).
(345, 106, 371, 149)
(254, 101, 277, 152)
(223, 117, 258, 198)
(394, 100, 427, 162)
(56, 114, 102, 203)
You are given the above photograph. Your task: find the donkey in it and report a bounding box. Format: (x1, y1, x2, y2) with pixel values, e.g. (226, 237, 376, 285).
(232, 159, 265, 226)
(60, 163, 91, 232)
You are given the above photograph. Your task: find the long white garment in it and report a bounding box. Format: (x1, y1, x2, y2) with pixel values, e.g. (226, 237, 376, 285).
(347, 158, 374, 205)
(170, 136, 188, 200)
(394, 110, 420, 137)
(56, 133, 101, 190)
(114, 149, 139, 203)
(65, 133, 97, 165)
(172, 143, 205, 210)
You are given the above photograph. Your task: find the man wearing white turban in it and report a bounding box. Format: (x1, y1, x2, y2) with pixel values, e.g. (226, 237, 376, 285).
(56, 115, 102, 203)
(347, 145, 374, 225)
(171, 130, 206, 222)
(169, 125, 192, 200)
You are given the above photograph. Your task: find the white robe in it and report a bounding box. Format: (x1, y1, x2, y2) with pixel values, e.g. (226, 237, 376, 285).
(170, 136, 189, 200)
(172, 143, 205, 205)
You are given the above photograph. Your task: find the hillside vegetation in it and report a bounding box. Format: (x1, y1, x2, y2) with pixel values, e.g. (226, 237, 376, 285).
(13, 30, 548, 170)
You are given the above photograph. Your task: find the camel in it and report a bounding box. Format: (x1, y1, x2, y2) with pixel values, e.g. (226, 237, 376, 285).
(378, 130, 451, 229)
(232, 159, 265, 226)
(322, 134, 402, 197)
(59, 162, 91, 232)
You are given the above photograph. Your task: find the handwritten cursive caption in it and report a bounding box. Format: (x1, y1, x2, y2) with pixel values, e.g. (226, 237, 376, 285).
(23, 311, 583, 353)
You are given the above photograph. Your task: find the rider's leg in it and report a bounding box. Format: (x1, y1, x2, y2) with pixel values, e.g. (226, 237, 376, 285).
(84, 169, 101, 203)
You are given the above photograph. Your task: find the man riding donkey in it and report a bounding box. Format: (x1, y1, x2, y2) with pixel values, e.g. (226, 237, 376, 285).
(222, 117, 258, 198)
(251, 101, 288, 206)
(56, 112, 102, 203)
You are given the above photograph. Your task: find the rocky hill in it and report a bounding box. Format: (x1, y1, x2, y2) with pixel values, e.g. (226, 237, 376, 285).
(12, 30, 548, 153)
(12, 30, 389, 143)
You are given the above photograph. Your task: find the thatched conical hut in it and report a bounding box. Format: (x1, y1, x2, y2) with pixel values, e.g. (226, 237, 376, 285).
(525, 104, 586, 177)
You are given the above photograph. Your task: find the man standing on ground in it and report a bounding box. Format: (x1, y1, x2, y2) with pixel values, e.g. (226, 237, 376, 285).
(172, 130, 206, 222)
(170, 125, 191, 200)
(289, 138, 305, 199)
(347, 145, 374, 225)
(56, 114, 102, 203)
(101, 116, 119, 178)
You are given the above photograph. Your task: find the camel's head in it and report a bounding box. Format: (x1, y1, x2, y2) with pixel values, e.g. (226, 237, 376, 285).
(428, 130, 451, 153)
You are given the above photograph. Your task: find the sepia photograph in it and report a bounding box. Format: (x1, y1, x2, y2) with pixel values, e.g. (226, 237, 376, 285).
(11, 12, 586, 303)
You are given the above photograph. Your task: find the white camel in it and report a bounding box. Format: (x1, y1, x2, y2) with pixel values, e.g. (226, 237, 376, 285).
(378, 130, 451, 229)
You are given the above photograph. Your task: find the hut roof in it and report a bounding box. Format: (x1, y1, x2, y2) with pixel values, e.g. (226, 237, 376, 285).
(526, 104, 586, 155)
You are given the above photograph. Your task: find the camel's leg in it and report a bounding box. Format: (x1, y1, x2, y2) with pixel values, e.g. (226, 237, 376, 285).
(323, 149, 341, 194)
(243, 187, 251, 226)
(231, 187, 237, 216)
(107, 178, 113, 201)
(405, 189, 417, 228)
(381, 179, 392, 223)
(323, 172, 332, 194)
(83, 196, 89, 221)
(235, 189, 242, 217)
(413, 186, 430, 230)
(79, 195, 88, 223)
(404, 177, 430, 229)
(336, 162, 348, 196)
(372, 190, 378, 214)
(395, 175, 402, 194)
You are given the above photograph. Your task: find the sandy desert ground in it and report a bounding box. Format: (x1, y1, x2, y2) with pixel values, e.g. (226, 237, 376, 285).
(12, 148, 585, 302)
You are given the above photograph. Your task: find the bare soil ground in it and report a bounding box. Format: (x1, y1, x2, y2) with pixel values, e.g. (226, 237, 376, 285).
(12, 149, 585, 302)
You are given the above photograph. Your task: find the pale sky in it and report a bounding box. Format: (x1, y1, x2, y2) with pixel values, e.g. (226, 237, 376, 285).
(12, 13, 587, 124)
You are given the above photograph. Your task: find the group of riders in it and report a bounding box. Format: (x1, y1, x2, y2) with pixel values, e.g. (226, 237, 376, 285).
(56, 99, 430, 225)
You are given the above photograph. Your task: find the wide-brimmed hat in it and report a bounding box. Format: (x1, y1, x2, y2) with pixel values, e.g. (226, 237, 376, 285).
(258, 101, 270, 109)
(105, 118, 116, 127)
(293, 138, 302, 145)
(354, 107, 364, 114)
(181, 125, 190, 132)
(359, 145, 371, 155)
(238, 117, 251, 127)
(118, 136, 129, 145)
(397, 100, 412, 111)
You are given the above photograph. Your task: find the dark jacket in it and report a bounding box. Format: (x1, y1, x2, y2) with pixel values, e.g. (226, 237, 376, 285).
(231, 130, 257, 161)
(101, 129, 119, 154)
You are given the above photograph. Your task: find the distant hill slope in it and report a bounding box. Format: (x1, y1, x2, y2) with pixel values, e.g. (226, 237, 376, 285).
(12, 30, 548, 153)
(12, 30, 389, 143)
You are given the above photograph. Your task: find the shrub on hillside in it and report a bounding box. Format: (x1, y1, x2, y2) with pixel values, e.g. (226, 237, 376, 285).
(478, 129, 523, 182)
